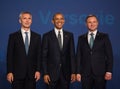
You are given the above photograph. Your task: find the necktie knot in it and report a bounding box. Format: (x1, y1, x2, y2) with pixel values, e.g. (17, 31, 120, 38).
(25, 32, 28, 35)
(58, 31, 61, 37)
(58, 31, 60, 34)
(90, 32, 94, 36)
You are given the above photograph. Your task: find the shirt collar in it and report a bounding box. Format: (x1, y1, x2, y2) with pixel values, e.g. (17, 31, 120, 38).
(88, 30, 97, 35)
(54, 27, 63, 34)
(21, 28, 30, 34)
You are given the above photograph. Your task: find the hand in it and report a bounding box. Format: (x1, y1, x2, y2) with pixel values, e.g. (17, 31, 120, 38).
(76, 74, 81, 82)
(71, 74, 76, 83)
(34, 71, 40, 82)
(7, 73, 14, 83)
(44, 75, 51, 85)
(105, 72, 112, 80)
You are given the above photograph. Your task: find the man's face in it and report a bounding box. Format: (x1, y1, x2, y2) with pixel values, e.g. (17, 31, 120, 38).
(19, 13, 32, 30)
(52, 14, 65, 30)
(86, 16, 98, 32)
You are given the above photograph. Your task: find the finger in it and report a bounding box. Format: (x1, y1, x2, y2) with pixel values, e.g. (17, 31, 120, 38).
(35, 77, 38, 81)
(71, 76, 75, 82)
(7, 77, 12, 83)
(46, 79, 49, 85)
(11, 76, 14, 82)
(48, 77, 51, 82)
(36, 75, 40, 81)
(9, 78, 12, 83)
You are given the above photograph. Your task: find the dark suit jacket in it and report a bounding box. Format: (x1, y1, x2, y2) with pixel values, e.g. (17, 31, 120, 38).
(7, 30, 41, 79)
(76, 31, 113, 76)
(42, 29, 75, 81)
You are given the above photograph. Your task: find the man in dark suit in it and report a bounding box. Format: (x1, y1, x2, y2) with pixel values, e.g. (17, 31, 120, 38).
(6, 11, 41, 89)
(42, 12, 76, 89)
(76, 14, 113, 89)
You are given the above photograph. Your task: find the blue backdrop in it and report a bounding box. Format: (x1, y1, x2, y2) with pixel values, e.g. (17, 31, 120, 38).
(0, 0, 120, 89)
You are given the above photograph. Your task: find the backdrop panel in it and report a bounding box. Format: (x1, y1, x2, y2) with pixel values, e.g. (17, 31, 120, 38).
(0, 0, 120, 89)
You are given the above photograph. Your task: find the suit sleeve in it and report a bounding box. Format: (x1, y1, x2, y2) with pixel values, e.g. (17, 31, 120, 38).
(76, 37, 82, 74)
(36, 35, 41, 72)
(104, 34, 113, 73)
(42, 34, 49, 75)
(70, 34, 76, 74)
(6, 34, 14, 74)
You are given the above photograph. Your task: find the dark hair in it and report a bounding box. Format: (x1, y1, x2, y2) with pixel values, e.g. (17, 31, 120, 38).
(52, 12, 64, 20)
(85, 14, 98, 22)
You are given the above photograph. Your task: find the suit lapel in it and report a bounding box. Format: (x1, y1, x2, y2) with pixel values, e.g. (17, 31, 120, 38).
(51, 30, 61, 50)
(82, 32, 101, 50)
(62, 31, 68, 51)
(92, 31, 100, 49)
(22, 30, 32, 55)
(28, 31, 32, 55)
(28, 31, 36, 55)
(84, 33, 91, 49)
(17, 30, 24, 45)
(17, 30, 26, 53)
(84, 32, 100, 50)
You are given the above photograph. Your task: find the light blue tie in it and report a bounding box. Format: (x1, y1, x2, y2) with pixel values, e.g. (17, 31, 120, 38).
(25, 32, 29, 54)
(89, 33, 94, 49)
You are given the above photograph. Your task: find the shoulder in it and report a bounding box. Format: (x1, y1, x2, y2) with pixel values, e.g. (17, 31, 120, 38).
(78, 33, 87, 39)
(97, 32, 109, 37)
(9, 30, 20, 37)
(76, 33, 87, 43)
(63, 30, 73, 34)
(63, 30, 74, 36)
(43, 30, 53, 37)
(31, 31, 41, 40)
(31, 31, 41, 37)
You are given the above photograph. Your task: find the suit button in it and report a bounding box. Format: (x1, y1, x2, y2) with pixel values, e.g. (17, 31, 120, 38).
(60, 64, 61, 67)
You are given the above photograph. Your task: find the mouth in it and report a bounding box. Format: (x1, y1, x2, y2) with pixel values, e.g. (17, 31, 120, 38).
(57, 22, 63, 26)
(25, 23, 31, 25)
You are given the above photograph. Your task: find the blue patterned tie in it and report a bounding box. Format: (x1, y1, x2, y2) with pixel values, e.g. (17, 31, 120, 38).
(89, 33, 94, 49)
(25, 32, 29, 54)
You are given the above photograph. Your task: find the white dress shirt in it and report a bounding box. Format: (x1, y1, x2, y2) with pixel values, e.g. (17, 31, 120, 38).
(21, 29, 31, 45)
(88, 30, 97, 44)
(54, 28, 63, 47)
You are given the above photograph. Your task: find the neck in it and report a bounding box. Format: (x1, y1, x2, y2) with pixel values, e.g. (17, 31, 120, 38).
(22, 27, 30, 31)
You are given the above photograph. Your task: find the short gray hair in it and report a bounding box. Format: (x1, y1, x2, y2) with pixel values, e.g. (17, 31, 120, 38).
(19, 11, 32, 19)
